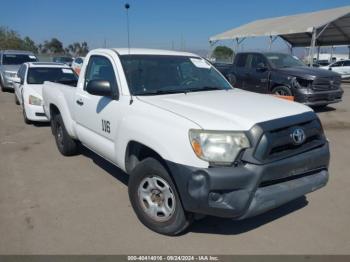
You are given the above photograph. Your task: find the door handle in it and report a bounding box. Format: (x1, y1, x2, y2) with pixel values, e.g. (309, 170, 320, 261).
(76, 99, 84, 106)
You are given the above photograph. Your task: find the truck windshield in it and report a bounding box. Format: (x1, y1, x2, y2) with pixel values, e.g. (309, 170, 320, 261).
(3, 54, 37, 65)
(27, 67, 78, 86)
(120, 55, 232, 95)
(265, 53, 305, 68)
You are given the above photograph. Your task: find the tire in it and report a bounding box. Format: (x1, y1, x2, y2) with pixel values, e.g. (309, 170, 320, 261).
(272, 86, 292, 96)
(128, 158, 191, 235)
(53, 113, 78, 156)
(0, 79, 5, 92)
(22, 105, 32, 125)
(14, 94, 20, 105)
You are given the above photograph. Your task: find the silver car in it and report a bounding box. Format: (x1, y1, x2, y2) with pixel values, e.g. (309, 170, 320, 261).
(0, 50, 37, 91)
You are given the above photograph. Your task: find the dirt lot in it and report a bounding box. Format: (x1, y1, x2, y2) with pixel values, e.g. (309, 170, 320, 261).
(0, 84, 350, 255)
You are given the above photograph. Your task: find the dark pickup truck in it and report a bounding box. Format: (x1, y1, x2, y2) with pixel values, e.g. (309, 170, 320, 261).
(214, 52, 344, 107)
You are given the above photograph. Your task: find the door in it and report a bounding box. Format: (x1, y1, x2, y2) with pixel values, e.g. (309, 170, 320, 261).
(341, 60, 350, 77)
(74, 55, 120, 161)
(329, 61, 344, 75)
(244, 54, 269, 93)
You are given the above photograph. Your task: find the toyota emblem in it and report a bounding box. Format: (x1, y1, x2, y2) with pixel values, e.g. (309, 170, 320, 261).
(291, 128, 306, 145)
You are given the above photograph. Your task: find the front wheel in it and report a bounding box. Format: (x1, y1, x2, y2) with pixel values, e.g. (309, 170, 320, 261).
(128, 158, 192, 235)
(272, 86, 293, 96)
(22, 105, 32, 125)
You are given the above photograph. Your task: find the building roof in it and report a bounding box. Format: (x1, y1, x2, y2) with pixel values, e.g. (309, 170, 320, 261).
(209, 5, 350, 47)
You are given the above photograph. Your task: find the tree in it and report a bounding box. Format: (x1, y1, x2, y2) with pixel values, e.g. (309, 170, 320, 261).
(0, 26, 24, 50)
(42, 38, 64, 54)
(22, 36, 38, 53)
(68, 41, 89, 56)
(213, 46, 234, 60)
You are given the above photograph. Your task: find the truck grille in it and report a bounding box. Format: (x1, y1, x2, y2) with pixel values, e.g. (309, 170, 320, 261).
(312, 76, 341, 91)
(253, 119, 325, 162)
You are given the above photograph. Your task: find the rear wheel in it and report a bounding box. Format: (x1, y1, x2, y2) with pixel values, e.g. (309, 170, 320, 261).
(53, 114, 78, 156)
(272, 86, 292, 96)
(128, 158, 191, 235)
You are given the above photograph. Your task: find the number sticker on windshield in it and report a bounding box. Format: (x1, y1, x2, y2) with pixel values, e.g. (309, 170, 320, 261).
(190, 58, 211, 69)
(62, 68, 73, 74)
(29, 55, 37, 59)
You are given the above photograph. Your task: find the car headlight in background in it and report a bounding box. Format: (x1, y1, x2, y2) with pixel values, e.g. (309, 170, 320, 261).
(4, 71, 17, 78)
(189, 129, 250, 165)
(28, 95, 42, 106)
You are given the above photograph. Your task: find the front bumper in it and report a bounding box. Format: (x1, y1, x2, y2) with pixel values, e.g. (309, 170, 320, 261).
(24, 104, 49, 122)
(2, 76, 15, 89)
(294, 88, 343, 106)
(167, 142, 329, 219)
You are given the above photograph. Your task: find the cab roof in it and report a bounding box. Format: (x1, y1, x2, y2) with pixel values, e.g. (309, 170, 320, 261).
(111, 48, 198, 57)
(26, 62, 71, 68)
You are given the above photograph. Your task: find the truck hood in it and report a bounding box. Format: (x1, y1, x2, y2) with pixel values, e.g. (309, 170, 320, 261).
(137, 89, 312, 130)
(0, 65, 21, 73)
(275, 66, 340, 79)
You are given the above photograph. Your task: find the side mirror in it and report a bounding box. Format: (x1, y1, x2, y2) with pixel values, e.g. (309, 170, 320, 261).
(329, 67, 332, 71)
(13, 77, 21, 84)
(256, 63, 268, 72)
(86, 80, 113, 97)
(227, 73, 236, 85)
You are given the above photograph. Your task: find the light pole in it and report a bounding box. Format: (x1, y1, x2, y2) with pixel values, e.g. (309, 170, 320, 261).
(125, 3, 130, 52)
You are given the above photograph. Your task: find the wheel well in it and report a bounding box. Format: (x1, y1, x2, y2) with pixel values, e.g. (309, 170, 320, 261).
(49, 104, 60, 119)
(125, 141, 167, 174)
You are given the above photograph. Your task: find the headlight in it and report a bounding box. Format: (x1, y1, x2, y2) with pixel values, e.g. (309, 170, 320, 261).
(189, 129, 250, 165)
(28, 95, 42, 106)
(4, 71, 17, 78)
(293, 77, 312, 88)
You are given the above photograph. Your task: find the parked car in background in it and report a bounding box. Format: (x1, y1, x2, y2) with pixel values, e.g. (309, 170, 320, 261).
(321, 59, 350, 79)
(71, 57, 85, 75)
(52, 56, 73, 66)
(13, 62, 77, 124)
(0, 50, 37, 91)
(214, 52, 343, 108)
(43, 48, 329, 235)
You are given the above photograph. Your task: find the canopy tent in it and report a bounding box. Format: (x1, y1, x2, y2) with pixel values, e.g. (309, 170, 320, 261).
(209, 6, 350, 64)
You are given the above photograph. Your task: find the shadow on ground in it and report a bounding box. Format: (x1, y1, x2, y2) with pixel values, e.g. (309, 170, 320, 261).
(189, 196, 308, 235)
(80, 145, 309, 236)
(80, 146, 129, 186)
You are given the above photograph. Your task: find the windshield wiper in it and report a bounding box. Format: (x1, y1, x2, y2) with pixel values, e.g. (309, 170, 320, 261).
(133, 89, 187, 96)
(184, 86, 228, 92)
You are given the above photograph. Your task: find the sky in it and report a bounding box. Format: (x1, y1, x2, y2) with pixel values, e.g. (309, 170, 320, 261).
(1, 0, 350, 54)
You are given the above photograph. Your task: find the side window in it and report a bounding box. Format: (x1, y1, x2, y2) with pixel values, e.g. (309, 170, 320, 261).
(84, 55, 118, 94)
(76, 58, 83, 64)
(331, 61, 343, 67)
(235, 54, 248, 68)
(342, 61, 350, 66)
(250, 54, 267, 69)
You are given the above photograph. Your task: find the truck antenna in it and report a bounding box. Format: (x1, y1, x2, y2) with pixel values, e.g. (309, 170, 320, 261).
(125, 3, 131, 54)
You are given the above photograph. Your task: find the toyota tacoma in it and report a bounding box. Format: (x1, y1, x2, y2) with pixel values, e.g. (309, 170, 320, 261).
(42, 48, 330, 235)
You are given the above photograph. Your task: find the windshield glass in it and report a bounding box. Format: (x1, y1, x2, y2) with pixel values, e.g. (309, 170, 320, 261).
(119, 55, 232, 95)
(3, 54, 37, 65)
(265, 53, 305, 68)
(27, 67, 78, 86)
(53, 57, 73, 63)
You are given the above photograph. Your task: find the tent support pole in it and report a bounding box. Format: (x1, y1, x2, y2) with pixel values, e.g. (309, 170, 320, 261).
(309, 28, 316, 67)
(330, 46, 334, 62)
(316, 46, 320, 63)
(269, 36, 278, 50)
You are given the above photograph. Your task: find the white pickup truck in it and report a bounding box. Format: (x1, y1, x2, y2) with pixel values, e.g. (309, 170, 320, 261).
(43, 48, 330, 235)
